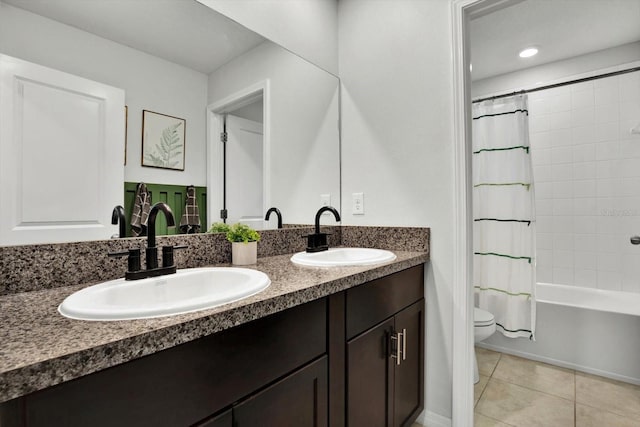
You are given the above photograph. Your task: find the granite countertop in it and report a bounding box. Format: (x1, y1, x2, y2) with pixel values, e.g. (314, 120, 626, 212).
(0, 249, 427, 403)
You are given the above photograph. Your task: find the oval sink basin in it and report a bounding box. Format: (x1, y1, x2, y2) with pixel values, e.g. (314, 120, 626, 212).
(58, 267, 270, 321)
(290, 247, 396, 267)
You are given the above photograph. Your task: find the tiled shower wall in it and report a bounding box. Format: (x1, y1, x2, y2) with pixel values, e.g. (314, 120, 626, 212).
(530, 70, 640, 292)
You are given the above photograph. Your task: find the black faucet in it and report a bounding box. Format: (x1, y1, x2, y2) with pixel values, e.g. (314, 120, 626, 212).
(109, 202, 186, 280)
(111, 205, 126, 238)
(265, 207, 283, 229)
(306, 206, 341, 253)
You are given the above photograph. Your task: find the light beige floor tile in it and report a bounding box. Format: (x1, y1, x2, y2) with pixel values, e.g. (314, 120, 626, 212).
(474, 413, 514, 427)
(476, 378, 574, 427)
(476, 374, 490, 406)
(492, 354, 575, 400)
(476, 347, 501, 377)
(576, 403, 639, 427)
(576, 372, 640, 421)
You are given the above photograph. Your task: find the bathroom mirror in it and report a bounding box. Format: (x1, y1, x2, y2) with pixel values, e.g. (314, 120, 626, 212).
(0, 0, 340, 244)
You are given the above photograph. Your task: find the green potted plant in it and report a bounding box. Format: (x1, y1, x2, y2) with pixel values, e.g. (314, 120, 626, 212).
(208, 222, 231, 233)
(225, 223, 261, 265)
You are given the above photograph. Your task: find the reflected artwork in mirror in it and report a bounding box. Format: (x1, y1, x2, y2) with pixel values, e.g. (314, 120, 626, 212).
(0, 0, 340, 245)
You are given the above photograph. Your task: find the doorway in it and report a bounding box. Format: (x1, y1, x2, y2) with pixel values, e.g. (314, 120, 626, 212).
(206, 81, 270, 229)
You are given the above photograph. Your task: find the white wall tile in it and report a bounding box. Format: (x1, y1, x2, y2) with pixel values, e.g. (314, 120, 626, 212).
(594, 85, 619, 106)
(537, 232, 553, 250)
(537, 249, 553, 270)
(619, 101, 640, 122)
(571, 81, 594, 93)
(596, 160, 623, 179)
(595, 141, 619, 160)
(573, 144, 595, 162)
(621, 158, 640, 177)
(619, 73, 640, 102)
(619, 139, 640, 158)
(573, 180, 596, 198)
(597, 270, 622, 291)
(535, 182, 553, 199)
(597, 252, 622, 272)
(553, 216, 574, 233)
(532, 147, 552, 165)
(536, 215, 553, 233)
(553, 233, 573, 251)
(570, 107, 595, 128)
(574, 269, 597, 288)
(553, 199, 573, 216)
(573, 162, 596, 180)
(533, 165, 552, 182)
(552, 181, 573, 198)
(553, 250, 573, 268)
(573, 216, 597, 234)
(547, 110, 572, 130)
(596, 178, 622, 197)
(621, 178, 640, 197)
(551, 146, 573, 164)
(571, 125, 597, 145)
(572, 89, 594, 109)
(594, 104, 619, 124)
(574, 233, 597, 251)
(575, 251, 597, 270)
(537, 267, 553, 283)
(547, 93, 572, 113)
(553, 267, 574, 285)
(551, 164, 572, 181)
(594, 122, 619, 142)
(536, 199, 553, 215)
(573, 198, 597, 216)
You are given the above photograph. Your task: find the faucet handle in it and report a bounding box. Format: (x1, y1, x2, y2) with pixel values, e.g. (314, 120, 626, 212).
(108, 248, 141, 272)
(161, 245, 188, 268)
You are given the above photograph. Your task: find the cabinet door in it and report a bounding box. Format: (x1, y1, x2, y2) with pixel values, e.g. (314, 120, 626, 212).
(233, 356, 327, 427)
(347, 318, 395, 427)
(393, 300, 424, 427)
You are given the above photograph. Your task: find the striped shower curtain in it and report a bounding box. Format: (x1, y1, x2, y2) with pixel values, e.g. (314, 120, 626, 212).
(472, 94, 536, 339)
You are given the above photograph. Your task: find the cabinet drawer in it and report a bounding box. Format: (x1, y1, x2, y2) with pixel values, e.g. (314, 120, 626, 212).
(346, 265, 424, 340)
(23, 298, 327, 427)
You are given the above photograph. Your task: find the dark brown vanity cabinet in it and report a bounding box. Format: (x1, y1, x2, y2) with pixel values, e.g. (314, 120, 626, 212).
(197, 356, 327, 427)
(0, 264, 424, 427)
(345, 266, 425, 427)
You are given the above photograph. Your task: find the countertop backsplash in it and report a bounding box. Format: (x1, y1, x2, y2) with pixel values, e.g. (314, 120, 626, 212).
(0, 225, 429, 295)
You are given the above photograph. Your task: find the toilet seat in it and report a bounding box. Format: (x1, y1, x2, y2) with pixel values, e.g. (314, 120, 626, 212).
(474, 308, 495, 327)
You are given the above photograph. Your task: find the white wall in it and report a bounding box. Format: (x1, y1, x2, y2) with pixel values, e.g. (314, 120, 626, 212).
(198, 0, 338, 75)
(339, 0, 455, 421)
(208, 41, 340, 225)
(0, 2, 209, 187)
(472, 41, 640, 98)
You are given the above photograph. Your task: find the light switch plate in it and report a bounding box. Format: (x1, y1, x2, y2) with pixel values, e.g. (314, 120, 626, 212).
(352, 192, 364, 215)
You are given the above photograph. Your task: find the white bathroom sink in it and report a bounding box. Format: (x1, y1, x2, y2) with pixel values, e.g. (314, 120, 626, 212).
(290, 247, 397, 267)
(58, 267, 270, 321)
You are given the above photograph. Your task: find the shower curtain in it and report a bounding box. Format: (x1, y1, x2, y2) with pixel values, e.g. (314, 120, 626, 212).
(472, 94, 536, 339)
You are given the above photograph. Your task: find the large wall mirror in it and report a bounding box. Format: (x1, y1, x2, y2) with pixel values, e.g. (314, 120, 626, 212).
(0, 0, 340, 245)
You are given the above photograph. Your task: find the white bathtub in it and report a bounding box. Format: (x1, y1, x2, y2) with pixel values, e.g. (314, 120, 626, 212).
(479, 282, 640, 385)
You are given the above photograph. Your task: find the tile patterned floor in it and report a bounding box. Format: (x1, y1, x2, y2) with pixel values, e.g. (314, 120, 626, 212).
(474, 347, 640, 427)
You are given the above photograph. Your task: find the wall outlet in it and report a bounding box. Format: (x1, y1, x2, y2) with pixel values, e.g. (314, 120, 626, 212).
(352, 192, 364, 215)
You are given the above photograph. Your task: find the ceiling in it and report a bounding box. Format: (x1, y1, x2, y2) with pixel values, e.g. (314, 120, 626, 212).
(470, 0, 640, 81)
(2, 0, 266, 74)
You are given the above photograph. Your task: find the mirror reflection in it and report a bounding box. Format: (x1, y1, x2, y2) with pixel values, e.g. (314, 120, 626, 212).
(0, 0, 340, 245)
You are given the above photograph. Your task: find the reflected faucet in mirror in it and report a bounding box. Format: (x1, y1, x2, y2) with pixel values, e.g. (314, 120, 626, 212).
(265, 207, 283, 229)
(111, 205, 126, 239)
(306, 206, 341, 253)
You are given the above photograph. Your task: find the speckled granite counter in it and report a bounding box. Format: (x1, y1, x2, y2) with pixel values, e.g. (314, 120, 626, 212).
(0, 249, 428, 403)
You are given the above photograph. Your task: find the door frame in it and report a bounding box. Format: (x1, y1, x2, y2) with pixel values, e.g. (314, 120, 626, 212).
(450, 1, 511, 426)
(206, 80, 271, 225)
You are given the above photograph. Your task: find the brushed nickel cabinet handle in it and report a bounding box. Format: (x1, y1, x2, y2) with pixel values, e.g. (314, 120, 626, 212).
(402, 328, 407, 361)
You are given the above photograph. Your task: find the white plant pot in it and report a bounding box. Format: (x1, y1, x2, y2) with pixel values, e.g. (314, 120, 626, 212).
(231, 241, 258, 265)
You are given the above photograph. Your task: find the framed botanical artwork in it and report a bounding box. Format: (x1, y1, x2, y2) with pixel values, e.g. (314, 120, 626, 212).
(141, 110, 186, 170)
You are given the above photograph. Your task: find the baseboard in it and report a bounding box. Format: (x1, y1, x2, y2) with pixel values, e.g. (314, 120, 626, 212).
(416, 410, 452, 427)
(477, 342, 640, 386)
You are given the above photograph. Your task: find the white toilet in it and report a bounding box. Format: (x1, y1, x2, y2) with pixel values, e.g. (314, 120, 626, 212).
(473, 307, 496, 384)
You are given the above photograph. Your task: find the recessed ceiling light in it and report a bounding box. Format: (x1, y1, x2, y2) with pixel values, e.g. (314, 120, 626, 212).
(519, 47, 538, 58)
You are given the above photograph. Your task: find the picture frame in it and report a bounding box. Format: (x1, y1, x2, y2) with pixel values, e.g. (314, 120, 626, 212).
(141, 110, 186, 171)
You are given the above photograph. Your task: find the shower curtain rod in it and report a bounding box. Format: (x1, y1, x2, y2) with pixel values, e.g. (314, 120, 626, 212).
(472, 66, 640, 104)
